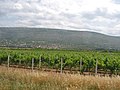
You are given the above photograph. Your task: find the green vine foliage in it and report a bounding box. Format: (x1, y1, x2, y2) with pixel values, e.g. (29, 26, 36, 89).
(0, 49, 120, 75)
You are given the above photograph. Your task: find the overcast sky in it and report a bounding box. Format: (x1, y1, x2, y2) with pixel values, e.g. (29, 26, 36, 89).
(0, 0, 120, 36)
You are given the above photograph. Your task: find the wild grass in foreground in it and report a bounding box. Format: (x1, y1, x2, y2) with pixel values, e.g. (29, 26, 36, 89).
(0, 66, 120, 90)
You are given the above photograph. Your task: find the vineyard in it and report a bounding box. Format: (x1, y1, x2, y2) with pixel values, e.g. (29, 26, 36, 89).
(0, 48, 120, 75)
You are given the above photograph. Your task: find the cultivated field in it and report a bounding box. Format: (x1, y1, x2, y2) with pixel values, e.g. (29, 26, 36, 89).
(0, 66, 120, 90)
(0, 49, 120, 75)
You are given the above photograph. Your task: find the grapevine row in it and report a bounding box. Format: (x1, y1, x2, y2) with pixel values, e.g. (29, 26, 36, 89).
(0, 49, 120, 75)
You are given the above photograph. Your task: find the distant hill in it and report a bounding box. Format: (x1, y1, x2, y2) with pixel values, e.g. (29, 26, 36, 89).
(0, 27, 120, 50)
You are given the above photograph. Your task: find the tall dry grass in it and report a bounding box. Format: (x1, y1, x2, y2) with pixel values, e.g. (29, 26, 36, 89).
(0, 66, 120, 90)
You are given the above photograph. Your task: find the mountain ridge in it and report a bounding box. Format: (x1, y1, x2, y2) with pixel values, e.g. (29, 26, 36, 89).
(1, 27, 120, 37)
(0, 27, 120, 50)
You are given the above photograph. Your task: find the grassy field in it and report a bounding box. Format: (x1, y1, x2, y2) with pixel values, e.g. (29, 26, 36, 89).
(0, 66, 120, 90)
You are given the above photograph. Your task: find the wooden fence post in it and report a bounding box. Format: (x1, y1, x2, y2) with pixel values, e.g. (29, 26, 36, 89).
(80, 59, 82, 73)
(32, 58, 34, 72)
(39, 56, 41, 69)
(60, 58, 63, 74)
(19, 60, 21, 66)
(7, 55, 10, 68)
(95, 59, 98, 75)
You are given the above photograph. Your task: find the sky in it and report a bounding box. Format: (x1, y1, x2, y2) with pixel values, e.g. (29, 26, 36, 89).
(0, 0, 120, 36)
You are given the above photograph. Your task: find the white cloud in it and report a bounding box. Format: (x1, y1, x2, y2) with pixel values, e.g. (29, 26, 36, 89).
(14, 3, 23, 10)
(0, 0, 120, 36)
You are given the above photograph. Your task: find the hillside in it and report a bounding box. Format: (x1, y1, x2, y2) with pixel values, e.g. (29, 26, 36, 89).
(0, 27, 120, 50)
